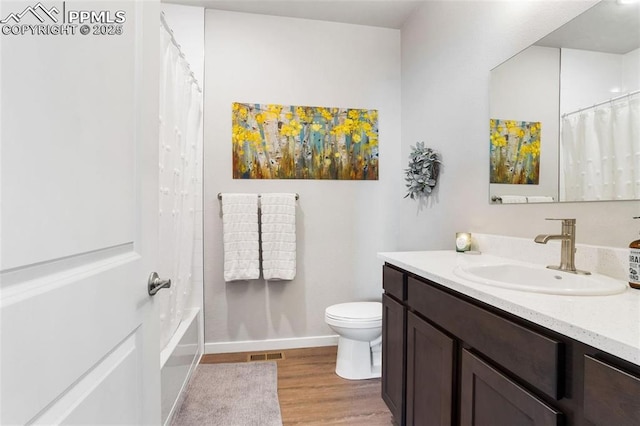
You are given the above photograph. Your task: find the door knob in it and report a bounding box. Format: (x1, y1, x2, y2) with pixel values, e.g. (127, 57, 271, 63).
(148, 272, 171, 296)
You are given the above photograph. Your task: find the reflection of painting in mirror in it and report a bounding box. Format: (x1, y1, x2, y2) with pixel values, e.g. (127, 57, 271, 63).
(231, 102, 379, 180)
(490, 119, 541, 185)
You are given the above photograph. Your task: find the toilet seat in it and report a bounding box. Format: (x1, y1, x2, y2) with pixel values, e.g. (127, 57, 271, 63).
(325, 302, 382, 329)
(325, 302, 382, 321)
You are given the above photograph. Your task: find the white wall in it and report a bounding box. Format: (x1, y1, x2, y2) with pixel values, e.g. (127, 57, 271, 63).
(489, 45, 560, 201)
(561, 48, 626, 113)
(622, 48, 640, 92)
(399, 0, 638, 252)
(204, 10, 401, 349)
(561, 47, 640, 114)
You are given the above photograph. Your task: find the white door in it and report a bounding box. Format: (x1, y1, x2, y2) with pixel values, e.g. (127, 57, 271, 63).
(0, 1, 161, 424)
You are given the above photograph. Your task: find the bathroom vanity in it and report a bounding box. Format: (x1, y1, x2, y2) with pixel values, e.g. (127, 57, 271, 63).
(379, 251, 640, 426)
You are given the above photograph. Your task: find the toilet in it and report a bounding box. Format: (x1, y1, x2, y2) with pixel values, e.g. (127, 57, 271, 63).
(324, 302, 383, 380)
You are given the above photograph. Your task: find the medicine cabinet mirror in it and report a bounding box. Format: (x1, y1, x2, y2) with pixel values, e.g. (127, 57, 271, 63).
(489, 0, 639, 204)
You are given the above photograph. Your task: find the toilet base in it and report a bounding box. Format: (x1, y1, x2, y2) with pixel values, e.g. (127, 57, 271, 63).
(335, 336, 382, 380)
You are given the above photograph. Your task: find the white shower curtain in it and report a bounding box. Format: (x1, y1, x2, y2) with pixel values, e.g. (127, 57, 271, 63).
(158, 18, 203, 350)
(561, 93, 639, 202)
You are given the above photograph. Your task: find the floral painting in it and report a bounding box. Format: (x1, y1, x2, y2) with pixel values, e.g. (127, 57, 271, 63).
(232, 102, 378, 180)
(490, 119, 541, 184)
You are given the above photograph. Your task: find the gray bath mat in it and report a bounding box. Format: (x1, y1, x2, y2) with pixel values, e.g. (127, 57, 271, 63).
(172, 361, 283, 426)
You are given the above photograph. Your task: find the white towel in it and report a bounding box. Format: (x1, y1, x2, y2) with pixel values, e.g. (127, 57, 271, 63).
(500, 195, 527, 204)
(222, 193, 260, 281)
(527, 196, 554, 203)
(260, 193, 297, 281)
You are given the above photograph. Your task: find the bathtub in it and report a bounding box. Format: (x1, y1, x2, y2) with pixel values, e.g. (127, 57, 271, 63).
(160, 308, 202, 425)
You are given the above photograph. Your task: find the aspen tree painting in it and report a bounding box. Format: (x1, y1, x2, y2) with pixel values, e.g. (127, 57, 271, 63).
(232, 102, 379, 180)
(490, 119, 541, 184)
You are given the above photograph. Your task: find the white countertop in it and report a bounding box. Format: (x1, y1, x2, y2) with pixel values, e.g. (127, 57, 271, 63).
(378, 250, 640, 366)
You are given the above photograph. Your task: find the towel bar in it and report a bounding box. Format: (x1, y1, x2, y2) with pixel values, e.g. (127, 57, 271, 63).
(217, 193, 299, 201)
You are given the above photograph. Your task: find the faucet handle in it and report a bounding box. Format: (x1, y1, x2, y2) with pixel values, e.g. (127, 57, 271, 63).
(545, 218, 576, 225)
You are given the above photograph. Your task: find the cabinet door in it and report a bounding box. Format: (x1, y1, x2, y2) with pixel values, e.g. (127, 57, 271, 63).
(460, 349, 562, 426)
(584, 355, 640, 425)
(382, 294, 406, 424)
(406, 312, 454, 426)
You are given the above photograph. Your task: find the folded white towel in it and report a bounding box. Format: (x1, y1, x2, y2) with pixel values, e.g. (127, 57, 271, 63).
(260, 193, 297, 281)
(527, 196, 554, 203)
(221, 193, 260, 281)
(500, 195, 527, 204)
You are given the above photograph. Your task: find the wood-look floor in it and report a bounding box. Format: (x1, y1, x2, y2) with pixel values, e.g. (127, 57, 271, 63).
(201, 346, 394, 425)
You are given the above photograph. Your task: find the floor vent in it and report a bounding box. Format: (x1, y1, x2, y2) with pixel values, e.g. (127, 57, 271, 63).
(248, 352, 285, 362)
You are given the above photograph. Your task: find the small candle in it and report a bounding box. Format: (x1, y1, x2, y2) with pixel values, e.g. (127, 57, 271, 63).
(456, 232, 472, 252)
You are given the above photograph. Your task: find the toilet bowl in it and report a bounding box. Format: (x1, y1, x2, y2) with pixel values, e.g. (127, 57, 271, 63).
(325, 302, 382, 380)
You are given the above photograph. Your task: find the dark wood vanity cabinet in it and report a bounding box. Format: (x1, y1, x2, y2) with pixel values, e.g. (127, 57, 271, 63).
(382, 293, 405, 422)
(406, 311, 454, 426)
(381, 263, 640, 426)
(460, 349, 561, 426)
(583, 356, 640, 425)
(381, 266, 406, 424)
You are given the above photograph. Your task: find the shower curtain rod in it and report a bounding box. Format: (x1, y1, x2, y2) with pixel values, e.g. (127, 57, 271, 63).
(562, 89, 639, 118)
(218, 193, 299, 200)
(160, 12, 202, 93)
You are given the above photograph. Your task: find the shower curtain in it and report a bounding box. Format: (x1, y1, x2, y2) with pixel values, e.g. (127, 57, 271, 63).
(561, 93, 639, 202)
(158, 17, 203, 350)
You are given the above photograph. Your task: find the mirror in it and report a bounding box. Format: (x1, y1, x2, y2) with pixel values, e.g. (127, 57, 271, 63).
(489, 0, 640, 204)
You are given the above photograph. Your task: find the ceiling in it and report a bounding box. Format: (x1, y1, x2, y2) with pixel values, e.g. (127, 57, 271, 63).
(535, 0, 640, 54)
(165, 1, 640, 52)
(164, 0, 424, 29)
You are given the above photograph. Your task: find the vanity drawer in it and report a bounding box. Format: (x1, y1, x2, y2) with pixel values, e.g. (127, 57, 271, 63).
(383, 265, 406, 301)
(408, 276, 563, 399)
(584, 356, 640, 425)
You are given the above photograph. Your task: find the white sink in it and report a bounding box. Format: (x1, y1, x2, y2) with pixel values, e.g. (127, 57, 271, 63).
(453, 263, 627, 296)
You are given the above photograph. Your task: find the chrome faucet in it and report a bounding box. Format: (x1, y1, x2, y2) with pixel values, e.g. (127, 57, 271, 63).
(534, 218, 591, 275)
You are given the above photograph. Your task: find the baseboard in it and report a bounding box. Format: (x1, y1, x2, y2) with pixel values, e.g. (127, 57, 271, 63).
(204, 335, 339, 354)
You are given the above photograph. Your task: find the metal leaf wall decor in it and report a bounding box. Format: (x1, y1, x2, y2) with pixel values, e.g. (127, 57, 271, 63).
(404, 142, 441, 199)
